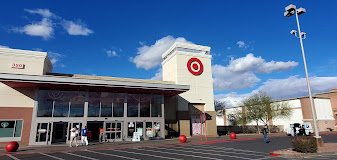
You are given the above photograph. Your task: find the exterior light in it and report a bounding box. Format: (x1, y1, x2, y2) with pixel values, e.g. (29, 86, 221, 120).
(290, 30, 297, 35)
(285, 4, 296, 12)
(297, 8, 306, 15)
(284, 4, 320, 139)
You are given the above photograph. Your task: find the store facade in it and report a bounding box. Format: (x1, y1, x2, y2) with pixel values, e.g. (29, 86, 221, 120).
(0, 42, 218, 145)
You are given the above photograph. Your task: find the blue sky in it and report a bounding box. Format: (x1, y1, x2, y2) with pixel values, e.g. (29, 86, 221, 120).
(1, 0, 337, 107)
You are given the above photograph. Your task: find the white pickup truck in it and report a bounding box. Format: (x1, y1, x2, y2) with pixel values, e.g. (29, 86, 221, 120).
(286, 123, 313, 136)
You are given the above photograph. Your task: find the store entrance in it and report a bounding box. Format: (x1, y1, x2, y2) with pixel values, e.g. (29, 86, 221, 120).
(104, 121, 123, 142)
(52, 122, 68, 143)
(87, 121, 104, 142)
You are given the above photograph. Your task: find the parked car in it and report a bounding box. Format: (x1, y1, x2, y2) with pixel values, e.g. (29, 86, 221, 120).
(286, 123, 313, 136)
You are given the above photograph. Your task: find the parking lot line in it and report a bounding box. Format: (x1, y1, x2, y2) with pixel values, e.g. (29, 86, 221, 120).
(110, 149, 183, 160)
(87, 150, 140, 160)
(133, 148, 221, 160)
(64, 152, 99, 160)
(39, 153, 65, 160)
(199, 144, 269, 154)
(6, 154, 20, 160)
(169, 145, 268, 157)
(152, 146, 255, 160)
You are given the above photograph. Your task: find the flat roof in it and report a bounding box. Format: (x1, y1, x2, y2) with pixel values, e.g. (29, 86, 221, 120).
(0, 73, 189, 96)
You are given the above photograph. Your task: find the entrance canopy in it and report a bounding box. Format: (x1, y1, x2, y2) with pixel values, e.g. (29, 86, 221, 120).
(0, 73, 189, 96)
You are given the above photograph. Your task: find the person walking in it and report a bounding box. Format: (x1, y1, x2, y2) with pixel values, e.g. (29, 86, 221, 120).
(262, 124, 269, 143)
(99, 126, 104, 142)
(69, 127, 79, 147)
(81, 126, 89, 146)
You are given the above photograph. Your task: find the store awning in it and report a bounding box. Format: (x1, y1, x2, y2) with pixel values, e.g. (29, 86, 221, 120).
(0, 73, 189, 96)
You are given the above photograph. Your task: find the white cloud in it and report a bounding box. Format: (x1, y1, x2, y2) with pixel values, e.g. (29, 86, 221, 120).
(132, 35, 193, 70)
(213, 64, 261, 90)
(48, 51, 64, 65)
(0, 45, 9, 48)
(151, 68, 162, 80)
(236, 41, 247, 48)
(214, 92, 250, 108)
(256, 76, 337, 100)
(228, 53, 298, 73)
(212, 53, 298, 91)
(24, 9, 54, 18)
(62, 20, 93, 36)
(14, 8, 93, 39)
(106, 50, 118, 57)
(227, 47, 231, 50)
(214, 76, 337, 107)
(139, 41, 146, 45)
(14, 18, 53, 39)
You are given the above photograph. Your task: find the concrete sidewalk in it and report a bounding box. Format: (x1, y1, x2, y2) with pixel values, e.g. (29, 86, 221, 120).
(0, 132, 286, 155)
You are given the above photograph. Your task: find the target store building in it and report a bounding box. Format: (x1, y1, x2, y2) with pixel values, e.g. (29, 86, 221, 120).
(0, 42, 217, 145)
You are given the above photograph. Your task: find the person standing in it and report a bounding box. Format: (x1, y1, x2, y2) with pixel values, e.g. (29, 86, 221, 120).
(262, 124, 269, 143)
(70, 127, 79, 147)
(99, 126, 104, 142)
(81, 126, 89, 146)
(302, 125, 306, 136)
(293, 126, 297, 136)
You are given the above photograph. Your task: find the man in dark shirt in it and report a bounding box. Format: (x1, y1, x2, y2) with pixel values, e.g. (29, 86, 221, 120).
(262, 124, 269, 143)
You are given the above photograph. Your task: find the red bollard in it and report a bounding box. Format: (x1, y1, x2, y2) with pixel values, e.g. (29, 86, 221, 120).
(179, 135, 187, 143)
(229, 132, 236, 139)
(5, 141, 19, 152)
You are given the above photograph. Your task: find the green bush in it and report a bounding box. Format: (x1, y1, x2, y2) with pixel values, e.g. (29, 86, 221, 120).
(291, 136, 317, 153)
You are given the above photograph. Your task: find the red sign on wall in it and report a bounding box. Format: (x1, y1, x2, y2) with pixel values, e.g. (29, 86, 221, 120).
(187, 58, 203, 75)
(12, 63, 25, 69)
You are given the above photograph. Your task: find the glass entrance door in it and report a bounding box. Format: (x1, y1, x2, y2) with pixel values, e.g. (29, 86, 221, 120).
(52, 122, 68, 143)
(127, 121, 144, 141)
(35, 122, 51, 145)
(104, 121, 123, 142)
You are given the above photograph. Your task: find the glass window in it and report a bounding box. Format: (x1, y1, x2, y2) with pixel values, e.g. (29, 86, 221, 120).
(37, 90, 53, 117)
(146, 122, 153, 137)
(116, 122, 121, 131)
(69, 91, 85, 117)
(151, 95, 162, 117)
(127, 94, 139, 117)
(136, 122, 143, 137)
(14, 120, 23, 137)
(154, 122, 161, 137)
(128, 122, 135, 138)
(113, 93, 124, 117)
(53, 91, 70, 117)
(140, 94, 151, 117)
(88, 92, 100, 117)
(0, 121, 15, 137)
(101, 92, 113, 117)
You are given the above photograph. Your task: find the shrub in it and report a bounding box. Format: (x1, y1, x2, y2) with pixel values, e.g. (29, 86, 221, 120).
(291, 136, 317, 153)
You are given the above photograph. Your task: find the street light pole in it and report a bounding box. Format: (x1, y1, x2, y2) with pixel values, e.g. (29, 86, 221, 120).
(285, 4, 320, 138)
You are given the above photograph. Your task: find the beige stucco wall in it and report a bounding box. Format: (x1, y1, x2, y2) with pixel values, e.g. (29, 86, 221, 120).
(0, 47, 52, 75)
(162, 44, 215, 112)
(0, 83, 35, 108)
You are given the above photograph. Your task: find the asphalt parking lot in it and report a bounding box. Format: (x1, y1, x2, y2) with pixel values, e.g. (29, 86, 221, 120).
(1, 134, 337, 160)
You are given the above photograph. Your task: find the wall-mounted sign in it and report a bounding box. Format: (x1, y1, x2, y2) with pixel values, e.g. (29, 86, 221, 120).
(12, 63, 25, 69)
(187, 58, 203, 75)
(1, 122, 9, 128)
(38, 129, 47, 133)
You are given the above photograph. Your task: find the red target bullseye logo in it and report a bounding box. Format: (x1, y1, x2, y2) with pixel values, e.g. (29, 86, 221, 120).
(187, 58, 203, 76)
